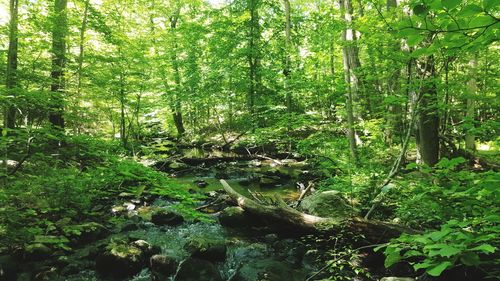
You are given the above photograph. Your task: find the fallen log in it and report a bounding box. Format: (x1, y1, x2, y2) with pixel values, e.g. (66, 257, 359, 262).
(220, 179, 418, 242)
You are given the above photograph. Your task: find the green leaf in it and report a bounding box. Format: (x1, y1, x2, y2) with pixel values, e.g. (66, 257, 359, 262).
(385, 251, 402, 268)
(413, 4, 429, 15)
(469, 15, 494, 28)
(427, 261, 452, 276)
(438, 245, 461, 257)
(483, 0, 499, 10)
(407, 34, 425, 47)
(429, 229, 451, 241)
(460, 252, 481, 266)
(414, 261, 433, 270)
(471, 244, 496, 254)
(441, 0, 461, 10)
(459, 4, 483, 17)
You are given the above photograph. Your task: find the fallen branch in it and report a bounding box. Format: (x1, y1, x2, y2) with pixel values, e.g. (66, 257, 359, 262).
(220, 180, 418, 240)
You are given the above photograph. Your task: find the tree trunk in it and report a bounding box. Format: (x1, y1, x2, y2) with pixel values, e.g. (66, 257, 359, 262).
(49, 0, 67, 129)
(417, 56, 439, 166)
(283, 0, 292, 113)
(247, 0, 261, 115)
(170, 11, 185, 137)
(75, 0, 90, 133)
(4, 0, 19, 129)
(119, 71, 127, 148)
(220, 180, 417, 242)
(340, 0, 358, 162)
(465, 55, 478, 152)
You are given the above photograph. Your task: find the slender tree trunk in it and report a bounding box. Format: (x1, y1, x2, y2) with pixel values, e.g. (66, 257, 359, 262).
(465, 55, 478, 152)
(247, 0, 261, 115)
(119, 71, 127, 148)
(4, 0, 19, 129)
(417, 56, 439, 166)
(340, 0, 358, 162)
(49, 0, 68, 129)
(170, 11, 185, 137)
(75, 0, 89, 133)
(283, 0, 292, 113)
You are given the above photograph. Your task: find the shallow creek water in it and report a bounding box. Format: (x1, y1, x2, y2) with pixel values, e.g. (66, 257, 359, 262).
(63, 150, 318, 281)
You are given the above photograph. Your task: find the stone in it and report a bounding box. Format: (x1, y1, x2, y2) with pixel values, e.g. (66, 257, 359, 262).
(95, 239, 158, 279)
(259, 176, 281, 188)
(151, 210, 184, 226)
(173, 258, 222, 281)
(231, 258, 306, 281)
(185, 238, 227, 262)
(194, 180, 209, 188)
(218, 207, 250, 227)
(299, 190, 355, 218)
(150, 254, 179, 281)
(169, 162, 189, 170)
(380, 277, 415, 281)
(0, 255, 19, 280)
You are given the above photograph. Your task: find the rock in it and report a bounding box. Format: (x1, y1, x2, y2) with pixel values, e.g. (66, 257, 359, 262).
(174, 258, 222, 281)
(24, 243, 51, 261)
(273, 239, 306, 265)
(151, 210, 184, 226)
(380, 277, 415, 281)
(0, 255, 19, 280)
(238, 178, 252, 186)
(185, 238, 227, 262)
(218, 207, 250, 227)
(194, 180, 209, 188)
(259, 175, 281, 188)
(169, 162, 189, 170)
(150, 254, 179, 281)
(231, 258, 306, 281)
(95, 240, 158, 279)
(299, 190, 355, 218)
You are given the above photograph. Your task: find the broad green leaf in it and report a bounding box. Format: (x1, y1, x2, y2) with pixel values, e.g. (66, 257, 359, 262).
(471, 244, 496, 254)
(414, 261, 433, 270)
(459, 4, 483, 17)
(483, 0, 499, 10)
(427, 261, 452, 276)
(438, 245, 461, 257)
(384, 251, 402, 268)
(441, 0, 460, 10)
(429, 229, 451, 241)
(407, 34, 425, 47)
(460, 252, 481, 266)
(469, 15, 495, 28)
(413, 4, 429, 15)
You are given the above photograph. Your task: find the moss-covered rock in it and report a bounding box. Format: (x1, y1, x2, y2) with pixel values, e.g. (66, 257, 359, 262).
(299, 190, 356, 218)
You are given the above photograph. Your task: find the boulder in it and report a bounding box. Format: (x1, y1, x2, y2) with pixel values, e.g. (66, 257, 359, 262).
(258, 176, 281, 188)
(231, 258, 306, 281)
(218, 207, 251, 227)
(380, 277, 415, 281)
(173, 258, 222, 281)
(185, 238, 227, 262)
(150, 254, 179, 281)
(299, 190, 355, 218)
(0, 255, 18, 281)
(151, 210, 184, 226)
(95, 239, 159, 279)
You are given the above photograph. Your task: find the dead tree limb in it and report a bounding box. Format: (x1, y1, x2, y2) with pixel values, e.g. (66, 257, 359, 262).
(220, 180, 418, 241)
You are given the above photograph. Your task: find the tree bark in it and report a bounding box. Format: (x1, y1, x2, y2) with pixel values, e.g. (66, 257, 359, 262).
(283, 0, 292, 113)
(247, 0, 261, 115)
(340, 0, 358, 162)
(4, 0, 19, 129)
(75, 0, 90, 133)
(170, 11, 185, 137)
(417, 56, 439, 166)
(49, 0, 68, 129)
(220, 180, 418, 242)
(465, 55, 478, 152)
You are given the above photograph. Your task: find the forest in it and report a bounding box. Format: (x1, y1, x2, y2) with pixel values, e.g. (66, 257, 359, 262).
(0, 0, 498, 280)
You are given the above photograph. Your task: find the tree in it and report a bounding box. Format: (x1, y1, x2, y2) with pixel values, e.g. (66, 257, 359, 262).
(340, 0, 358, 162)
(4, 0, 19, 129)
(465, 55, 478, 152)
(49, 0, 68, 129)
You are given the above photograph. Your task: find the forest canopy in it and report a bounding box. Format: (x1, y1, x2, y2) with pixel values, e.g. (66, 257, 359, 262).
(0, 0, 498, 280)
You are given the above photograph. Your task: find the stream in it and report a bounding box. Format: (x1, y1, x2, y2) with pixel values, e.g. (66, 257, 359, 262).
(56, 147, 325, 281)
